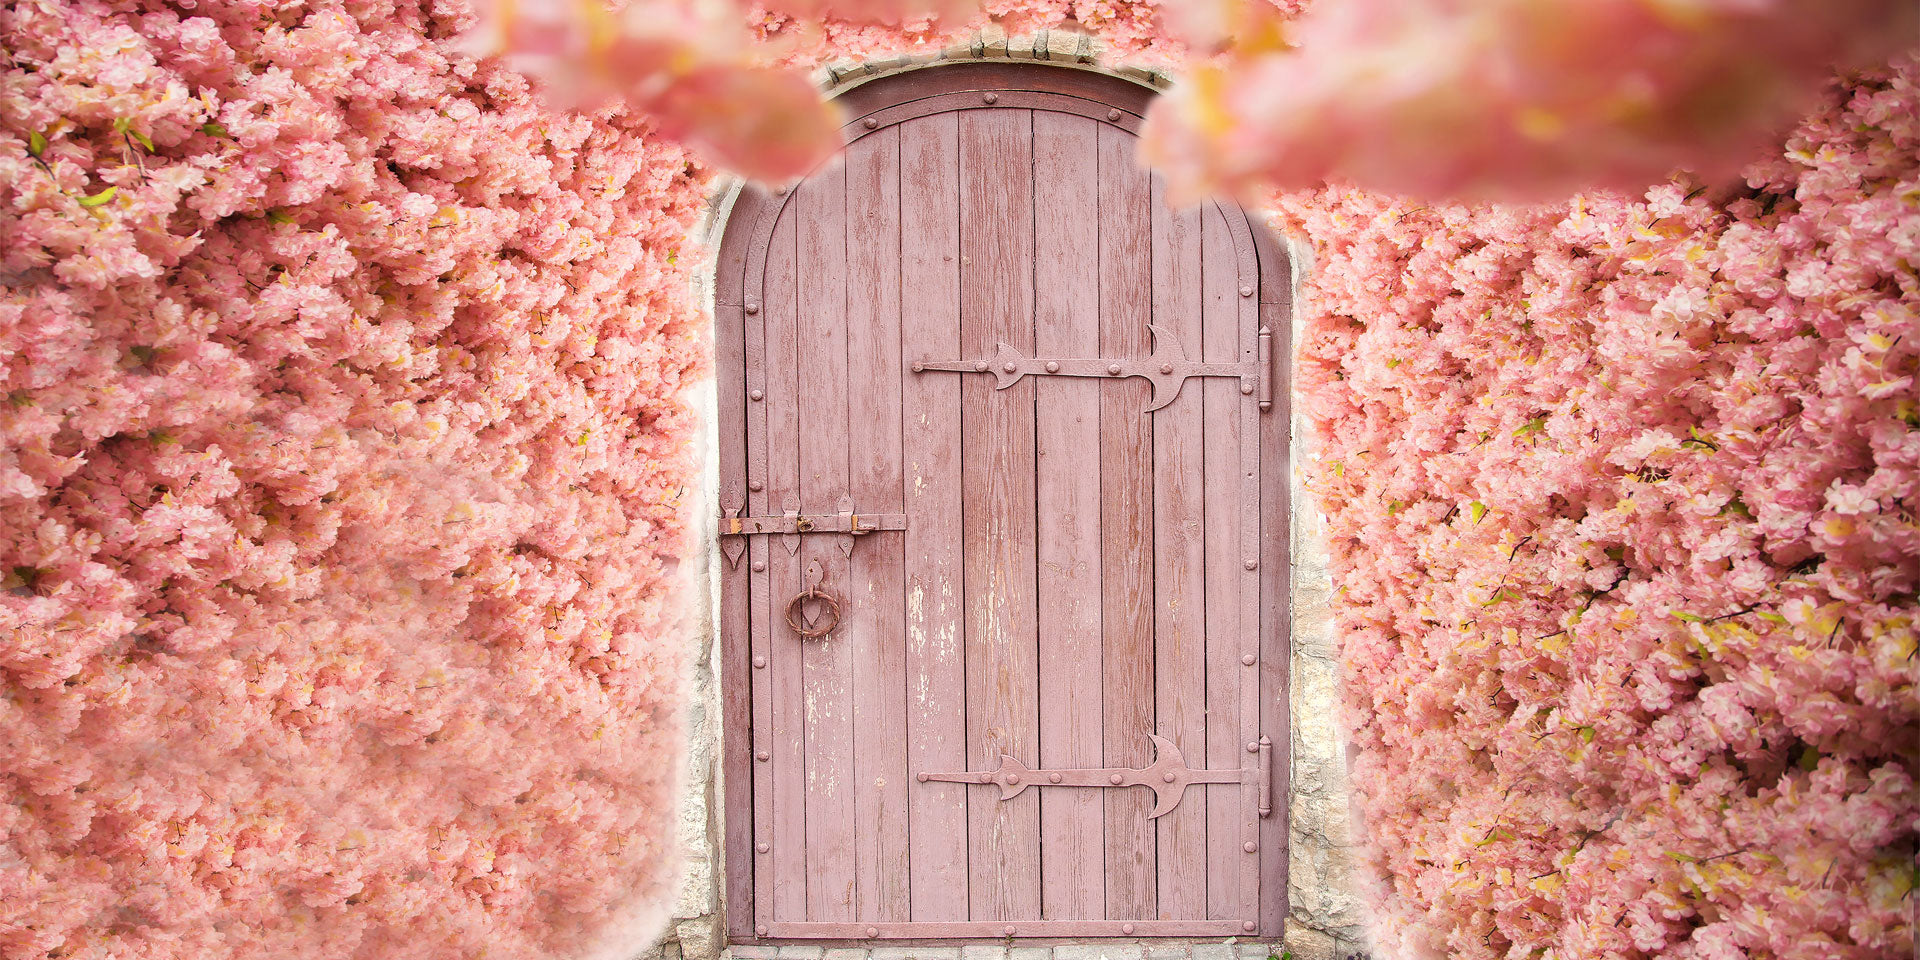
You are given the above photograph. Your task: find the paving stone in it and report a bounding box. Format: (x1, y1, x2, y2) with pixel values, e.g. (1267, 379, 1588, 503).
(778, 948, 826, 960)
(725, 949, 781, 960)
(961, 947, 1008, 960)
(1055, 946, 1144, 960)
(870, 948, 961, 960)
(823, 949, 868, 960)
(1145, 947, 1192, 960)
(1008, 947, 1053, 960)
(1192, 944, 1236, 960)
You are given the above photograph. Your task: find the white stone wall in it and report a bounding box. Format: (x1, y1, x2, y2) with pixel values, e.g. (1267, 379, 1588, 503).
(1280, 235, 1368, 960)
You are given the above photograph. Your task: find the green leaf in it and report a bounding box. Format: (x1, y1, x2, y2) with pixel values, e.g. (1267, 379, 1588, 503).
(1756, 611, 1788, 626)
(1681, 425, 1719, 452)
(1386, 500, 1404, 516)
(1795, 744, 1819, 772)
(1514, 416, 1547, 437)
(1671, 610, 1706, 623)
(77, 185, 118, 207)
(202, 121, 229, 138)
(1468, 501, 1488, 524)
(27, 130, 46, 156)
(1386, 357, 1402, 368)
(1579, 726, 1595, 743)
(267, 209, 295, 224)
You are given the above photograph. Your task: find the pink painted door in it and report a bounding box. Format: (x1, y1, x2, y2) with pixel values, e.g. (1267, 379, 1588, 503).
(715, 62, 1291, 942)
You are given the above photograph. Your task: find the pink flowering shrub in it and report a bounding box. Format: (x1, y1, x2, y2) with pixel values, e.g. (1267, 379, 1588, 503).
(1144, 0, 1919, 201)
(1282, 57, 1920, 959)
(0, 0, 707, 956)
(4, 0, 1915, 956)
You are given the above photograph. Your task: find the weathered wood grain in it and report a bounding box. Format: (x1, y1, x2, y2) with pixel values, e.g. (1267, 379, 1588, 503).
(1150, 173, 1208, 921)
(899, 112, 971, 923)
(1032, 109, 1104, 922)
(1097, 120, 1158, 924)
(845, 125, 910, 924)
(959, 106, 1041, 922)
(795, 157, 856, 922)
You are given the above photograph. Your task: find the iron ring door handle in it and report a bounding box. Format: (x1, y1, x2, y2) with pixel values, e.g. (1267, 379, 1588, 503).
(784, 587, 840, 639)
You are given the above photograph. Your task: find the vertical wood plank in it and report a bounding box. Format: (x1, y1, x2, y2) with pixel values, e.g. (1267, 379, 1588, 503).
(845, 125, 911, 924)
(1227, 204, 1266, 933)
(900, 112, 970, 922)
(762, 209, 809, 924)
(716, 289, 755, 939)
(960, 106, 1041, 923)
(1200, 205, 1243, 921)
(1097, 121, 1156, 923)
(1031, 110, 1103, 922)
(1150, 173, 1208, 921)
(1254, 220, 1295, 936)
(796, 159, 856, 922)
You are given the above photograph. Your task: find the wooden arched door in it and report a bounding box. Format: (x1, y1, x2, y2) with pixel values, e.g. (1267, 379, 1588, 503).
(715, 61, 1292, 942)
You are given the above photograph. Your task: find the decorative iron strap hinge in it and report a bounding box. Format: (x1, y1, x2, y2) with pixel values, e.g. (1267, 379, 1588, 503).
(917, 734, 1273, 819)
(718, 499, 906, 567)
(913, 323, 1274, 412)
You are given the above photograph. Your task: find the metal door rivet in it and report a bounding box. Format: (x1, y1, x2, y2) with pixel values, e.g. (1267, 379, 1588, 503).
(1004, 926, 1016, 936)
(1160, 362, 1174, 374)
(975, 361, 990, 372)
(757, 842, 769, 853)
(1244, 558, 1258, 569)
(912, 362, 925, 372)
(1049, 773, 1062, 783)
(1107, 363, 1122, 375)
(984, 93, 998, 104)
(1240, 285, 1254, 297)
(754, 655, 767, 668)
(1109, 773, 1123, 785)
(756, 751, 770, 761)
(1004, 361, 1020, 373)
(1006, 774, 1020, 785)
(1246, 741, 1260, 753)
(1122, 923, 1136, 935)
(746, 302, 759, 314)
(863, 118, 879, 129)
(1244, 921, 1258, 932)
(1241, 382, 1255, 394)
(1107, 109, 1122, 122)
(749, 389, 764, 401)
(917, 772, 929, 782)
(757, 926, 768, 937)
(1242, 654, 1256, 666)
(749, 480, 764, 491)
(866, 926, 879, 938)
(1162, 771, 1177, 783)
(1044, 361, 1059, 373)
(752, 561, 766, 573)
(1244, 841, 1258, 853)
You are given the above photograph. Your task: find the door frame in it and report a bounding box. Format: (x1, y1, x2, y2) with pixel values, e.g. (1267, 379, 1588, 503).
(700, 57, 1298, 945)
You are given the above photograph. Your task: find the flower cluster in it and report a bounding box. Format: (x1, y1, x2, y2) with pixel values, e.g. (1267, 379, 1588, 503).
(0, 0, 708, 957)
(1279, 56, 1919, 960)
(1145, 0, 1919, 202)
